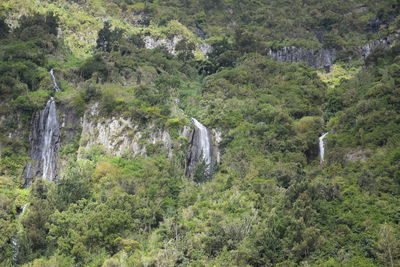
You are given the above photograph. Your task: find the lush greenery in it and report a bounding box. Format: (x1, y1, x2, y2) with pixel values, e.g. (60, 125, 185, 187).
(0, 0, 399, 266)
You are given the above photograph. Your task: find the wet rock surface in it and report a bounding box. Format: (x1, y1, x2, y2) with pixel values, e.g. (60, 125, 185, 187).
(24, 98, 60, 186)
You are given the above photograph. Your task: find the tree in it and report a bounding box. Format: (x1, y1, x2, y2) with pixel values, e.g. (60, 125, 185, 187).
(53, 161, 92, 211)
(15, 12, 59, 40)
(377, 224, 399, 267)
(208, 38, 237, 70)
(0, 17, 9, 38)
(19, 180, 55, 263)
(234, 28, 266, 54)
(176, 39, 195, 64)
(96, 21, 124, 52)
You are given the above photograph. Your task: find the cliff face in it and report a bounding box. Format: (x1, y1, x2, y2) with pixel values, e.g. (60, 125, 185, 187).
(8, 98, 221, 186)
(268, 47, 335, 72)
(361, 35, 395, 58)
(267, 34, 397, 71)
(79, 103, 174, 158)
(143, 35, 212, 56)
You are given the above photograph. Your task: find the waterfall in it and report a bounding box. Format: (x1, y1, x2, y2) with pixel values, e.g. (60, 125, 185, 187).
(11, 237, 18, 263)
(192, 118, 212, 168)
(319, 132, 329, 164)
(41, 98, 59, 179)
(49, 69, 61, 92)
(21, 203, 28, 214)
(11, 203, 29, 263)
(186, 118, 213, 179)
(24, 97, 60, 186)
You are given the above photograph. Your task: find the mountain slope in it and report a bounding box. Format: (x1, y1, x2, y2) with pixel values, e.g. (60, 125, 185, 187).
(0, 1, 399, 266)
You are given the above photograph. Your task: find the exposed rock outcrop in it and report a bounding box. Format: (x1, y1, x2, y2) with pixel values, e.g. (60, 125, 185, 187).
(346, 149, 369, 162)
(79, 103, 173, 158)
(143, 35, 212, 57)
(361, 36, 394, 58)
(268, 46, 335, 72)
(59, 104, 82, 147)
(197, 43, 213, 56)
(143, 35, 182, 55)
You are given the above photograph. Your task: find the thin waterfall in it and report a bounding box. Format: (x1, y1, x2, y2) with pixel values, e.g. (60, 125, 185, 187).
(11, 237, 18, 263)
(40, 97, 60, 180)
(24, 97, 60, 186)
(11, 203, 29, 263)
(319, 132, 329, 164)
(50, 69, 61, 92)
(186, 118, 213, 178)
(192, 118, 212, 169)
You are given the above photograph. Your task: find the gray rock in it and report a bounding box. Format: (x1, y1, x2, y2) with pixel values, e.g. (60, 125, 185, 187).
(143, 35, 182, 55)
(346, 149, 369, 162)
(361, 37, 393, 58)
(197, 43, 213, 57)
(268, 46, 335, 72)
(143, 35, 212, 57)
(79, 103, 173, 158)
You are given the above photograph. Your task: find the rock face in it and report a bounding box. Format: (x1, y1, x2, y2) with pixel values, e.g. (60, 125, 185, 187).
(361, 37, 393, 58)
(346, 149, 369, 162)
(268, 47, 335, 72)
(24, 98, 60, 186)
(79, 103, 172, 157)
(197, 43, 213, 56)
(186, 118, 216, 179)
(143, 35, 212, 57)
(143, 35, 182, 55)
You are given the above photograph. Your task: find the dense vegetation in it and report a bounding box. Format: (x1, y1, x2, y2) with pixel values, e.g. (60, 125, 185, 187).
(0, 0, 399, 266)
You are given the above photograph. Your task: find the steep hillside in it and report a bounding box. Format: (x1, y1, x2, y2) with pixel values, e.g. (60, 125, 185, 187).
(0, 1, 399, 266)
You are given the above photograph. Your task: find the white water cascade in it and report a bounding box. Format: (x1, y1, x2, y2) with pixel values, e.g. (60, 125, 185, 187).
(25, 97, 60, 185)
(192, 118, 212, 169)
(41, 98, 59, 180)
(49, 69, 61, 92)
(186, 118, 213, 178)
(319, 132, 329, 164)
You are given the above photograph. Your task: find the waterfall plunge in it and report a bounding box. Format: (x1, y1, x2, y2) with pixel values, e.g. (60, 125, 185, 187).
(192, 118, 212, 169)
(50, 69, 61, 92)
(25, 98, 60, 185)
(319, 132, 329, 164)
(41, 98, 59, 179)
(186, 118, 213, 178)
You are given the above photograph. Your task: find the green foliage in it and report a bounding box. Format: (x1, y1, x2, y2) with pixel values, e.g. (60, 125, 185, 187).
(175, 38, 195, 62)
(18, 179, 55, 264)
(15, 12, 59, 40)
(52, 160, 92, 211)
(0, 1, 399, 266)
(96, 21, 124, 53)
(80, 54, 109, 81)
(0, 17, 9, 38)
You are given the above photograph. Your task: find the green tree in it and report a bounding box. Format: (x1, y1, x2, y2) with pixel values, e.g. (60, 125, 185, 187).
(96, 21, 124, 52)
(377, 224, 399, 267)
